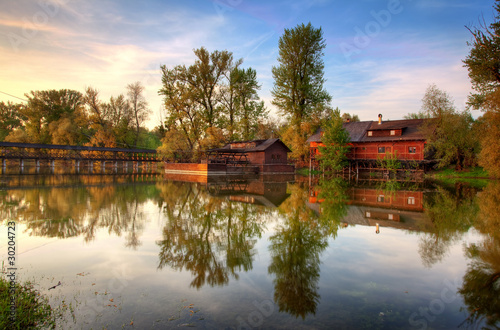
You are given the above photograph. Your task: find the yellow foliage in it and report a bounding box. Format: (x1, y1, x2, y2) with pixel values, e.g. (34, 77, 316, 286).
(4, 129, 29, 143)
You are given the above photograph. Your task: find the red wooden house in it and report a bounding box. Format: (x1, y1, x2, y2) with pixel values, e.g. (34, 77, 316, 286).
(307, 115, 430, 167)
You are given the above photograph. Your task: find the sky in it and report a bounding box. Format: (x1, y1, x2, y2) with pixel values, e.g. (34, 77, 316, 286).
(0, 0, 496, 128)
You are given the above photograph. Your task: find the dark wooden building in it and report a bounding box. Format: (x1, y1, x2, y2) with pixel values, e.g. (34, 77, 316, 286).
(206, 138, 294, 174)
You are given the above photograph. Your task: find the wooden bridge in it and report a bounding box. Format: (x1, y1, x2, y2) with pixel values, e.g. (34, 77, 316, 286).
(0, 142, 160, 173)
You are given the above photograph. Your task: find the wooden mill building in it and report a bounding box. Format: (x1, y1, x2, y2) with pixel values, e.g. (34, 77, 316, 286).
(307, 115, 431, 171)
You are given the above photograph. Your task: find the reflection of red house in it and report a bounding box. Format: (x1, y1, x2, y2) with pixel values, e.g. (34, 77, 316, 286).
(307, 116, 430, 165)
(309, 187, 424, 213)
(348, 187, 424, 212)
(308, 186, 429, 231)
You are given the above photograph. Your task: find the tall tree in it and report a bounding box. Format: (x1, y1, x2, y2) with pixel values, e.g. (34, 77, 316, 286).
(189, 47, 237, 128)
(232, 68, 267, 140)
(127, 82, 151, 147)
(272, 22, 331, 133)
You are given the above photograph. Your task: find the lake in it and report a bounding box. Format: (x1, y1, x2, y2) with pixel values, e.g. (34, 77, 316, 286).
(1, 173, 499, 329)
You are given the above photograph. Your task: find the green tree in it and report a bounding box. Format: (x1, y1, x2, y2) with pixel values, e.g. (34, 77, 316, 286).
(272, 22, 331, 129)
(272, 22, 331, 161)
(317, 108, 351, 172)
(232, 68, 267, 140)
(420, 84, 478, 170)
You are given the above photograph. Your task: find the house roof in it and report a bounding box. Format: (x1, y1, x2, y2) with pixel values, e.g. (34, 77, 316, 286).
(208, 138, 292, 153)
(307, 119, 429, 144)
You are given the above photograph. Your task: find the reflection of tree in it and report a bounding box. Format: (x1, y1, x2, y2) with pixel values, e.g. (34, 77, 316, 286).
(418, 183, 478, 268)
(269, 180, 344, 319)
(156, 182, 266, 288)
(459, 182, 500, 328)
(0, 177, 159, 247)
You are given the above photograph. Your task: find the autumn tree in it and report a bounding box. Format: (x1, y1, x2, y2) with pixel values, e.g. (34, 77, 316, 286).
(0, 101, 24, 141)
(463, 0, 500, 177)
(272, 23, 331, 161)
(476, 90, 500, 177)
(15, 89, 88, 144)
(159, 48, 267, 158)
(317, 108, 351, 172)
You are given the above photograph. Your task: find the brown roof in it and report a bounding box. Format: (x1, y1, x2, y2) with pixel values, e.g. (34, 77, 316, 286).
(363, 119, 427, 142)
(307, 119, 429, 144)
(208, 138, 292, 153)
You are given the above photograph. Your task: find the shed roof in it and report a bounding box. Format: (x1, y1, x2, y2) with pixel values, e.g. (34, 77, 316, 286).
(208, 138, 292, 153)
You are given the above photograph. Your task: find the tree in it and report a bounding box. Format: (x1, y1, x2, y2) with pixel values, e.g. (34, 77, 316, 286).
(272, 23, 331, 162)
(317, 108, 351, 172)
(231, 68, 268, 141)
(188, 47, 237, 128)
(20, 89, 87, 144)
(0, 101, 24, 141)
(463, 1, 500, 177)
(272, 23, 331, 130)
(420, 84, 478, 170)
(463, 0, 500, 109)
(341, 113, 360, 122)
(127, 82, 151, 147)
(476, 90, 500, 177)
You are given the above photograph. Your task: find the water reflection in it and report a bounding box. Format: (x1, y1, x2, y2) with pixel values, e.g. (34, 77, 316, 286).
(459, 181, 500, 328)
(1, 174, 499, 327)
(419, 183, 478, 268)
(156, 180, 273, 288)
(0, 174, 161, 247)
(269, 178, 346, 319)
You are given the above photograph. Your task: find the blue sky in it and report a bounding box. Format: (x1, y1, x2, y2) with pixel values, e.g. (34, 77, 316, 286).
(0, 0, 496, 128)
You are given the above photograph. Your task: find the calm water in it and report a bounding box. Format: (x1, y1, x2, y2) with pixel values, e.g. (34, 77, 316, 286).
(1, 173, 499, 329)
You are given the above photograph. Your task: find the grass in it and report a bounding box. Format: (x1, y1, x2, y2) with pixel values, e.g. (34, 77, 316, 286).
(0, 277, 56, 329)
(426, 167, 492, 188)
(427, 167, 490, 179)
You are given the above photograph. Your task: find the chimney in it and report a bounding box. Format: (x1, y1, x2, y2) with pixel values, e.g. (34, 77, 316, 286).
(378, 114, 382, 125)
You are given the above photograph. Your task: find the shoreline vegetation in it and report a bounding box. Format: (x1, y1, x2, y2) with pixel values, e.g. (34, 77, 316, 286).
(0, 277, 57, 329)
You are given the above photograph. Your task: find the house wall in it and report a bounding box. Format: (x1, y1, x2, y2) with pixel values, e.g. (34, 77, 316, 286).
(247, 144, 289, 165)
(348, 141, 425, 161)
(310, 140, 426, 161)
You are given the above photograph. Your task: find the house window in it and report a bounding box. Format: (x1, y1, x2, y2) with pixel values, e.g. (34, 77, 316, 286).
(367, 131, 373, 136)
(388, 214, 394, 220)
(407, 197, 415, 205)
(378, 147, 386, 153)
(390, 130, 396, 136)
(365, 211, 371, 218)
(377, 195, 385, 203)
(408, 147, 416, 154)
